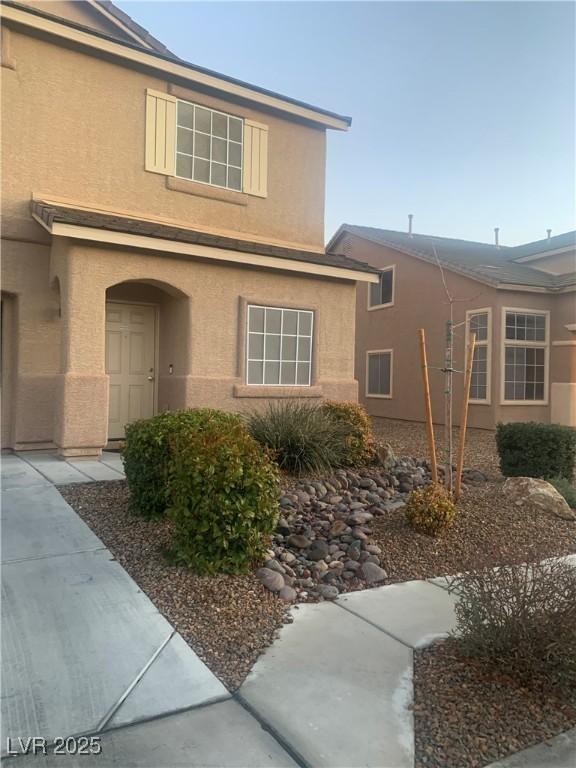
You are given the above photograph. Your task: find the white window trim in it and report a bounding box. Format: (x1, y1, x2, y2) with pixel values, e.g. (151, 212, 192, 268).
(246, 304, 314, 387)
(174, 98, 244, 193)
(500, 307, 550, 406)
(367, 265, 396, 311)
(465, 307, 492, 405)
(365, 349, 393, 399)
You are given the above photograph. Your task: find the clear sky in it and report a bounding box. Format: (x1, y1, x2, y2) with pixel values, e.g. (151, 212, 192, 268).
(117, 1, 575, 246)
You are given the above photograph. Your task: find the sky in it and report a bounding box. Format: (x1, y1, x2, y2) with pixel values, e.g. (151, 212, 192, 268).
(117, 0, 575, 246)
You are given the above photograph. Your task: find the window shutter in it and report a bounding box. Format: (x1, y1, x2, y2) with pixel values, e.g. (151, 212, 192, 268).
(243, 120, 268, 197)
(145, 89, 177, 175)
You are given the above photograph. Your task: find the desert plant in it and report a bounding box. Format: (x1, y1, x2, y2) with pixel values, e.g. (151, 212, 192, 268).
(167, 415, 279, 574)
(449, 558, 576, 695)
(247, 401, 352, 475)
(321, 400, 378, 466)
(549, 476, 576, 509)
(496, 422, 576, 481)
(122, 409, 241, 517)
(404, 482, 456, 536)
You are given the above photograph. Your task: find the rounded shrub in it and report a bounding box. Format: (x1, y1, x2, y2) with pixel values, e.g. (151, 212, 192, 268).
(321, 400, 378, 466)
(405, 482, 456, 536)
(122, 409, 238, 518)
(247, 401, 352, 476)
(167, 412, 280, 574)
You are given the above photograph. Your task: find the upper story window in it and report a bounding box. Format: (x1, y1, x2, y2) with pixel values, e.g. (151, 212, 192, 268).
(466, 309, 491, 403)
(502, 310, 549, 403)
(145, 89, 268, 197)
(368, 266, 395, 309)
(247, 305, 314, 387)
(176, 100, 243, 191)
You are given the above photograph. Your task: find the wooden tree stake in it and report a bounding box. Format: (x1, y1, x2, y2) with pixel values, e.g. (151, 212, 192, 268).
(418, 329, 438, 483)
(454, 331, 476, 500)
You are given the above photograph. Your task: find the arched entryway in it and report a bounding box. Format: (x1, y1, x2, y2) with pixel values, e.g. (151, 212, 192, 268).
(105, 280, 191, 442)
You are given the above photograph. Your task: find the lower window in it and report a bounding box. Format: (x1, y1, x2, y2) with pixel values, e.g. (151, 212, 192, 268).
(246, 304, 313, 386)
(366, 351, 392, 397)
(504, 346, 545, 401)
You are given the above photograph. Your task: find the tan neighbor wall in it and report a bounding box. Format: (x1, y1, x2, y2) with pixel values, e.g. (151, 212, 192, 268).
(345, 235, 568, 430)
(6, 237, 357, 453)
(1, 27, 326, 251)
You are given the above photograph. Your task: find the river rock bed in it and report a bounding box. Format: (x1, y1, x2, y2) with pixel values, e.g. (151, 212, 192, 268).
(258, 458, 474, 602)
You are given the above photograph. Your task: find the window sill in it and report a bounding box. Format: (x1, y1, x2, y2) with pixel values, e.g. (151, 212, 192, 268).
(500, 400, 549, 406)
(234, 384, 323, 398)
(166, 176, 248, 206)
(368, 303, 394, 311)
(365, 394, 393, 399)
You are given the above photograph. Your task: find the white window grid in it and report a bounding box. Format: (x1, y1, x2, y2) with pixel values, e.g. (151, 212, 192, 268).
(175, 99, 243, 192)
(246, 305, 314, 387)
(365, 350, 393, 398)
(368, 266, 395, 310)
(501, 308, 549, 404)
(466, 309, 491, 404)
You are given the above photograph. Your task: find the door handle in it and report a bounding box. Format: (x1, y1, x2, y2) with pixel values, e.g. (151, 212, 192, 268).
(147, 375, 155, 381)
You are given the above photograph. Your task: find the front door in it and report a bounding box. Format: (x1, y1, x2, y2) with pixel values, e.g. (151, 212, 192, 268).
(105, 302, 156, 440)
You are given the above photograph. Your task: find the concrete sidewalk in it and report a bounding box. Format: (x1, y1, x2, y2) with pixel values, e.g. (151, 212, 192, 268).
(1, 459, 231, 754)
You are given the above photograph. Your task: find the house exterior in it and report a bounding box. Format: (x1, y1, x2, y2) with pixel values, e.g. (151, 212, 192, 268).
(328, 225, 576, 430)
(1, 0, 377, 456)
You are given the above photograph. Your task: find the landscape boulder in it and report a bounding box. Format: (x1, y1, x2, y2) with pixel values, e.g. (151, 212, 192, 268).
(503, 476, 575, 521)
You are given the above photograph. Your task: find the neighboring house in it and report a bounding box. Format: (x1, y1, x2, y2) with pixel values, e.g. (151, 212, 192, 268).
(328, 225, 576, 430)
(1, 0, 377, 456)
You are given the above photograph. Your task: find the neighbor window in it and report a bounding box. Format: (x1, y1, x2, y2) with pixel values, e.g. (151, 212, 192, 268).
(176, 100, 243, 191)
(368, 267, 394, 308)
(366, 351, 392, 397)
(503, 310, 548, 402)
(247, 305, 313, 386)
(467, 310, 491, 402)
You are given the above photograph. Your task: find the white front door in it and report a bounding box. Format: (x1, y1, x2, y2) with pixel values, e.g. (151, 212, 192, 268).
(105, 302, 156, 440)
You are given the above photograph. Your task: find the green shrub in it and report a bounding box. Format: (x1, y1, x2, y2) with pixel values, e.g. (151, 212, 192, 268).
(167, 416, 279, 574)
(549, 476, 576, 509)
(449, 558, 576, 695)
(122, 409, 240, 518)
(247, 401, 352, 476)
(405, 482, 456, 536)
(321, 401, 378, 466)
(496, 422, 576, 481)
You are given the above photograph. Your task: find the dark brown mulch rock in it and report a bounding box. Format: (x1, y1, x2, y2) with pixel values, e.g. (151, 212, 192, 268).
(372, 480, 576, 583)
(59, 481, 288, 692)
(414, 638, 576, 768)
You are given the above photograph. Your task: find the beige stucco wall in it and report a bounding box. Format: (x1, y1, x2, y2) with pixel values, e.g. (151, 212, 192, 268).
(344, 235, 573, 430)
(1, 24, 326, 251)
(2, 238, 357, 452)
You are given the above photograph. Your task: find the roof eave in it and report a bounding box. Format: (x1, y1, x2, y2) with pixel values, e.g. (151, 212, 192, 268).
(2, 1, 351, 131)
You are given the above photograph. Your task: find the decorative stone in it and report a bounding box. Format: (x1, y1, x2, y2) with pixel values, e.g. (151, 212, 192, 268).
(330, 520, 348, 537)
(256, 568, 285, 592)
(295, 490, 311, 505)
(318, 585, 339, 600)
(361, 562, 388, 584)
(264, 559, 286, 575)
(365, 544, 382, 555)
(276, 517, 291, 535)
(280, 551, 296, 564)
(307, 540, 330, 561)
(278, 586, 297, 602)
(503, 477, 576, 521)
(287, 534, 312, 549)
(347, 540, 362, 560)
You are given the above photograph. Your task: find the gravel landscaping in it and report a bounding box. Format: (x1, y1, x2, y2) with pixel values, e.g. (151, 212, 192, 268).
(413, 638, 576, 768)
(373, 417, 501, 477)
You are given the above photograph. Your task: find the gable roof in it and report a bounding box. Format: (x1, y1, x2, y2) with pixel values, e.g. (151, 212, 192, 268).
(3, 1, 351, 130)
(328, 225, 576, 291)
(507, 230, 576, 262)
(90, 0, 175, 56)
